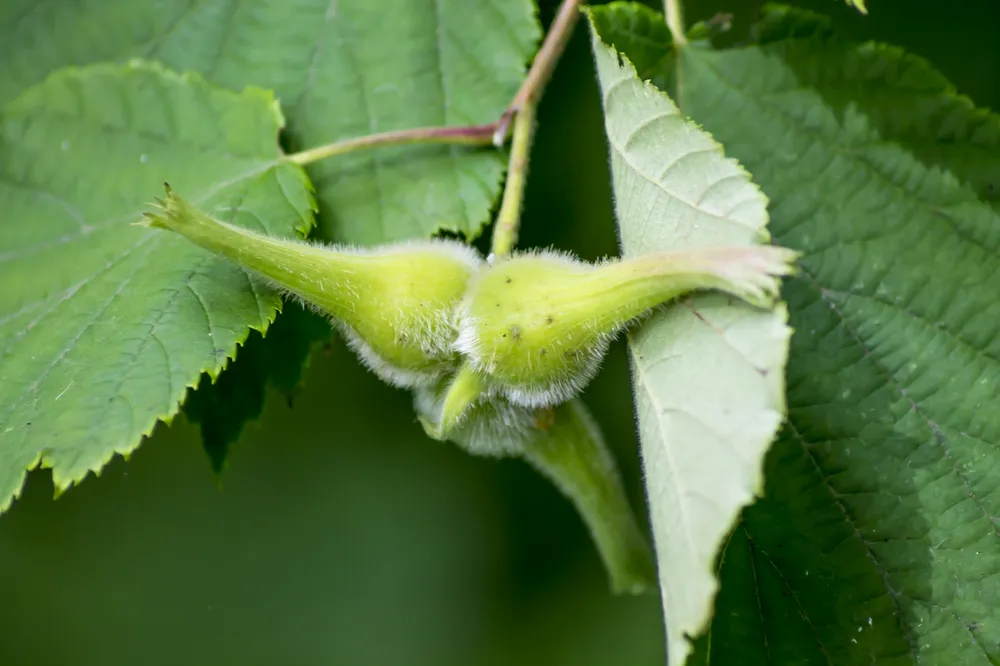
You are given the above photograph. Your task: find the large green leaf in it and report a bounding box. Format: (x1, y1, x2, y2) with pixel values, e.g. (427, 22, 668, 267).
(587, 9, 793, 666)
(595, 2, 1000, 664)
(0, 0, 540, 244)
(0, 61, 314, 511)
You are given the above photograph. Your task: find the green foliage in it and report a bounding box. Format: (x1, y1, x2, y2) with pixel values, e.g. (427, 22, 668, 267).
(0, 345, 668, 665)
(3, 0, 1000, 664)
(0, 0, 542, 503)
(588, 10, 794, 665)
(148, 169, 792, 599)
(0, 61, 314, 511)
(0, 0, 540, 244)
(593, 1, 1000, 663)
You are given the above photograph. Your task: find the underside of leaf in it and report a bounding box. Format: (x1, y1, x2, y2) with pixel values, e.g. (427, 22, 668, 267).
(587, 7, 795, 665)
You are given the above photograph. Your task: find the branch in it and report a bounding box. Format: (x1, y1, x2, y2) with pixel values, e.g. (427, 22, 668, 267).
(490, 102, 536, 257)
(286, 124, 497, 166)
(492, 0, 583, 147)
(664, 0, 687, 46)
(489, 0, 582, 257)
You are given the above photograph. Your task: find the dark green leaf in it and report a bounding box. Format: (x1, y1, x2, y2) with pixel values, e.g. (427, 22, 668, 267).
(593, 2, 1000, 663)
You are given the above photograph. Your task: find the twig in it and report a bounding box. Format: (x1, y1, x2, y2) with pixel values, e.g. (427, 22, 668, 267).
(283, 0, 583, 259)
(493, 0, 583, 147)
(489, 0, 582, 256)
(664, 0, 686, 110)
(664, 0, 687, 47)
(490, 101, 536, 257)
(288, 0, 582, 167)
(286, 124, 497, 166)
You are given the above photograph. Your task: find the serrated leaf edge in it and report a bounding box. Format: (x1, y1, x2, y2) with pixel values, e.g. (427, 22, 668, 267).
(0, 61, 319, 511)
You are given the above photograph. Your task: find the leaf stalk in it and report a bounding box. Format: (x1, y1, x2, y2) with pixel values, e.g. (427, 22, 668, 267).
(285, 124, 498, 166)
(664, 0, 687, 46)
(489, 0, 582, 257)
(489, 101, 536, 257)
(493, 0, 583, 145)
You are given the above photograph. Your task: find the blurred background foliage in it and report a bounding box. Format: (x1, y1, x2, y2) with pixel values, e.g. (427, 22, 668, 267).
(2, 0, 998, 663)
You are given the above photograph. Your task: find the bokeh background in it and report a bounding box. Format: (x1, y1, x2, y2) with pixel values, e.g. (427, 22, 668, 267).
(2, 0, 998, 664)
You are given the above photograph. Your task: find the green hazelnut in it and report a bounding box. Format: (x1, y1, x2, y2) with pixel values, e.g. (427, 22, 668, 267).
(142, 186, 482, 388)
(455, 245, 797, 407)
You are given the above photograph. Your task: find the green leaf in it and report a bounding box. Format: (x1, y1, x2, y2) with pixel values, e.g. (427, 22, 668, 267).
(184, 300, 331, 474)
(0, 61, 314, 511)
(843, 0, 868, 13)
(0, 0, 541, 245)
(596, 2, 1000, 664)
(587, 7, 793, 666)
(1, 0, 539, 474)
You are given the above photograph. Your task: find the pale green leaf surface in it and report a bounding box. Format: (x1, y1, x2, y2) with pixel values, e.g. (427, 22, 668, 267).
(0, 0, 540, 244)
(596, 3, 1000, 664)
(0, 61, 314, 511)
(587, 11, 792, 666)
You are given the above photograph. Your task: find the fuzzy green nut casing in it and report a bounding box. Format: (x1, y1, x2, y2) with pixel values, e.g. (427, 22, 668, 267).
(141, 186, 482, 388)
(456, 246, 797, 407)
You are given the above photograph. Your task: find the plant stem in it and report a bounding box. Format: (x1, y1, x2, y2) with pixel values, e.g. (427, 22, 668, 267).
(286, 0, 582, 168)
(490, 101, 536, 257)
(664, 0, 687, 46)
(283, 0, 583, 258)
(490, 0, 582, 256)
(285, 124, 498, 166)
(493, 0, 583, 146)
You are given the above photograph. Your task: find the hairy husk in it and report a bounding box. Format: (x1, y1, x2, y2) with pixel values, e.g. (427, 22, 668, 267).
(142, 186, 483, 388)
(456, 245, 798, 407)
